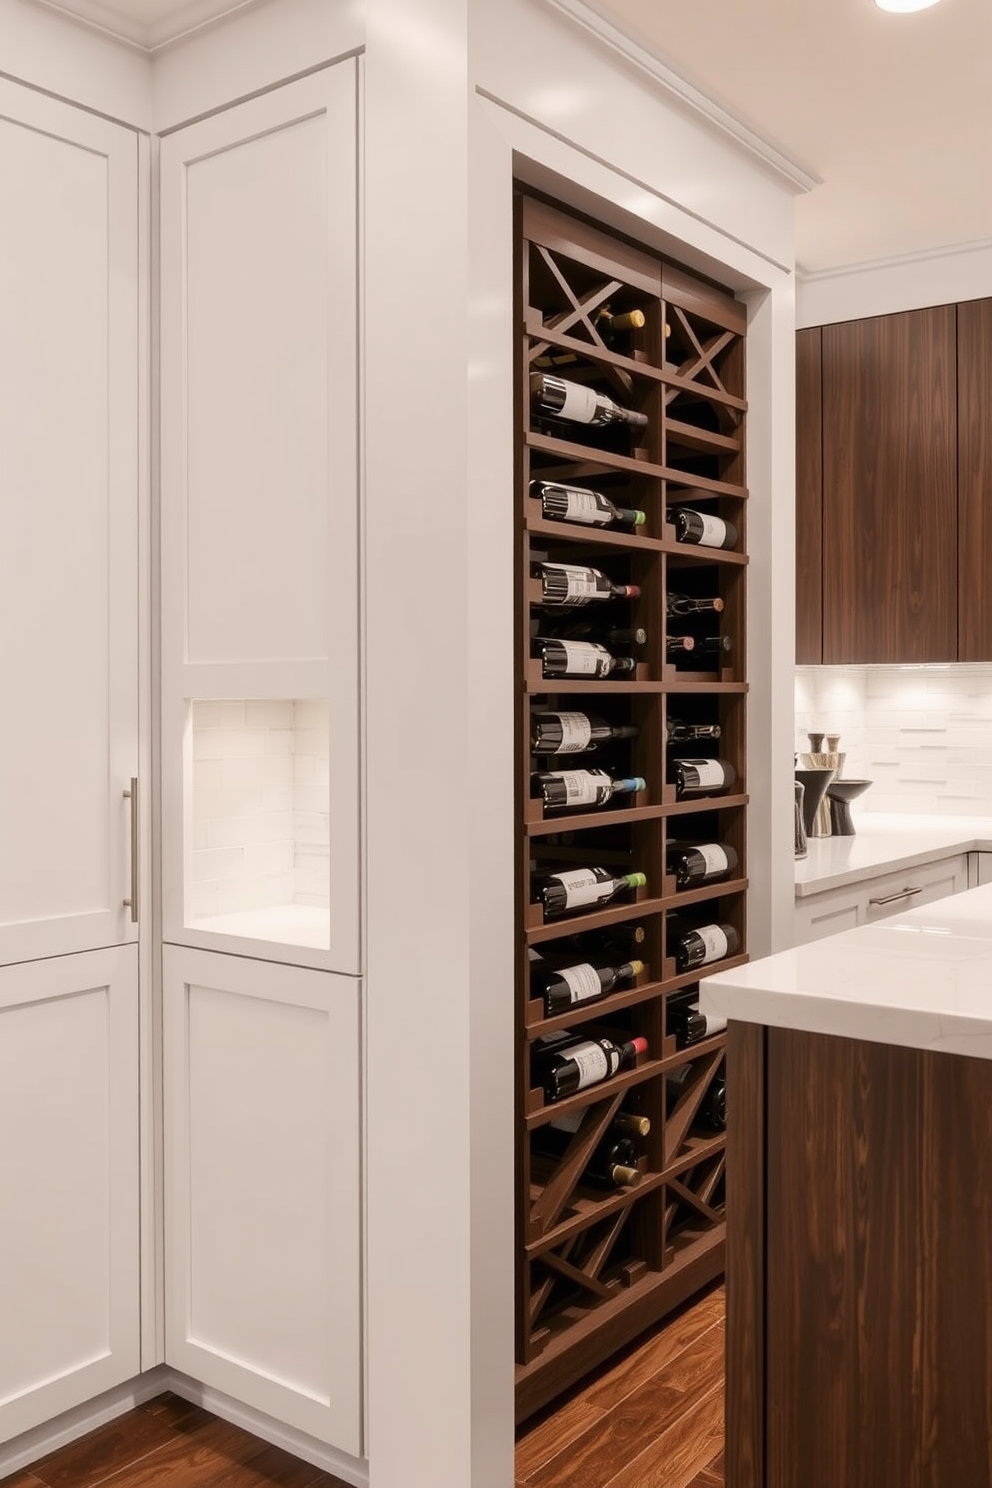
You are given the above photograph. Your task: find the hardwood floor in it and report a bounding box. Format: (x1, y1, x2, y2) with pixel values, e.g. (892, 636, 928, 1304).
(0, 1397, 350, 1488)
(2, 1289, 725, 1488)
(515, 1283, 726, 1488)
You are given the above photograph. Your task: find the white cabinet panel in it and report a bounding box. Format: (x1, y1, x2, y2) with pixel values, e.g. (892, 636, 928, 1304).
(795, 853, 970, 946)
(0, 82, 139, 965)
(160, 64, 358, 671)
(160, 62, 361, 977)
(164, 946, 361, 1455)
(0, 947, 139, 1441)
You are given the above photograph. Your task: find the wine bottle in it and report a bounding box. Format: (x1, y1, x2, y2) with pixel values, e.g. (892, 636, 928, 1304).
(531, 711, 640, 756)
(532, 1128, 642, 1189)
(668, 757, 738, 799)
(529, 479, 646, 530)
(666, 634, 696, 660)
(547, 1107, 651, 1139)
(530, 372, 648, 431)
(666, 592, 725, 617)
(694, 635, 733, 665)
(533, 867, 647, 919)
(669, 922, 741, 976)
(547, 618, 647, 648)
(667, 1063, 727, 1131)
(667, 993, 730, 1047)
(533, 562, 640, 608)
(531, 769, 646, 814)
(666, 717, 721, 744)
(666, 842, 739, 889)
(533, 1030, 648, 1101)
(531, 637, 636, 680)
(534, 956, 645, 1015)
(593, 305, 646, 349)
(670, 507, 739, 551)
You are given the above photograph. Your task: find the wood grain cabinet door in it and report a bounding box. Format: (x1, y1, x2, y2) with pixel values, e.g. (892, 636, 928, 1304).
(957, 298, 992, 661)
(795, 327, 823, 664)
(821, 308, 957, 663)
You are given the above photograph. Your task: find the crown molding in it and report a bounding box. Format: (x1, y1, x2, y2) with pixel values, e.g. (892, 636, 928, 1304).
(541, 0, 821, 195)
(28, 0, 264, 52)
(798, 233, 992, 284)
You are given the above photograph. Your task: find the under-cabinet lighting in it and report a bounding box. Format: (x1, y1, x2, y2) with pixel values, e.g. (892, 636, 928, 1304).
(874, 0, 943, 11)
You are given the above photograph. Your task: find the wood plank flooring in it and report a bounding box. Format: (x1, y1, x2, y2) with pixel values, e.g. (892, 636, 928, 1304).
(515, 1283, 726, 1488)
(2, 1288, 724, 1488)
(0, 1396, 351, 1488)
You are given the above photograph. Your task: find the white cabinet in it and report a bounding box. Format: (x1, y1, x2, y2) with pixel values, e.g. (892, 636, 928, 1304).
(0, 948, 140, 1440)
(0, 81, 139, 966)
(795, 853, 971, 945)
(163, 946, 361, 1454)
(971, 853, 992, 888)
(159, 62, 360, 975)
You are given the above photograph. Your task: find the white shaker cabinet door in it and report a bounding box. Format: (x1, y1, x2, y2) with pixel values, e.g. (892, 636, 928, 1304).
(159, 61, 361, 977)
(0, 82, 140, 966)
(163, 946, 361, 1456)
(0, 947, 140, 1442)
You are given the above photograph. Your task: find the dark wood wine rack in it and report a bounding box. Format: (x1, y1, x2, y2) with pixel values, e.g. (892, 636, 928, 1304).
(515, 194, 749, 1420)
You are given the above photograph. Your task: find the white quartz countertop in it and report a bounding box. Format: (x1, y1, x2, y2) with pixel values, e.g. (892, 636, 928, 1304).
(702, 881, 992, 1059)
(795, 813, 992, 897)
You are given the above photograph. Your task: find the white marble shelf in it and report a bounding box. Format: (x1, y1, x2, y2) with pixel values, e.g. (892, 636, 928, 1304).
(188, 902, 330, 950)
(795, 813, 992, 897)
(702, 881, 992, 1059)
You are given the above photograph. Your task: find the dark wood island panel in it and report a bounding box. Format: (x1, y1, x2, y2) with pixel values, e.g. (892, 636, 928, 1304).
(727, 1024, 992, 1488)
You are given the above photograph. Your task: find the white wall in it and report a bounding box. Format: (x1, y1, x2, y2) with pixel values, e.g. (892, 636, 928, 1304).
(797, 239, 992, 326)
(796, 665, 992, 818)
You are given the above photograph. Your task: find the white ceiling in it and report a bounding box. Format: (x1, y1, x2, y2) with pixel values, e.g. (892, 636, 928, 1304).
(39, 0, 252, 49)
(590, 0, 992, 276)
(40, 0, 991, 274)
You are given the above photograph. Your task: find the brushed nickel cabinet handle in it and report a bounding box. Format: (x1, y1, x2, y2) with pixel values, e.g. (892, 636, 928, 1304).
(122, 777, 139, 923)
(868, 885, 923, 907)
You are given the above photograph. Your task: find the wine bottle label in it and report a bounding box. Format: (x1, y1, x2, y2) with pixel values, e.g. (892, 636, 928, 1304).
(560, 641, 606, 676)
(681, 758, 726, 789)
(553, 711, 593, 753)
(569, 1042, 612, 1089)
(697, 514, 728, 546)
(698, 844, 730, 876)
(559, 770, 607, 806)
(563, 489, 609, 525)
(547, 563, 601, 600)
(559, 962, 604, 1004)
(550, 1110, 584, 1134)
(558, 381, 601, 425)
(550, 868, 612, 907)
(698, 925, 730, 962)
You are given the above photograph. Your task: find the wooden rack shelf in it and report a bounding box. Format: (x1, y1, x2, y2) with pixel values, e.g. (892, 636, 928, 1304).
(514, 191, 748, 1418)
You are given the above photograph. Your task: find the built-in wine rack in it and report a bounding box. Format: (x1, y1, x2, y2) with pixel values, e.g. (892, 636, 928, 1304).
(515, 195, 749, 1418)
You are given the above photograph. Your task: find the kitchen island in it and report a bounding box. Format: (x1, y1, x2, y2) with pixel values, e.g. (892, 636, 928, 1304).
(701, 882, 992, 1488)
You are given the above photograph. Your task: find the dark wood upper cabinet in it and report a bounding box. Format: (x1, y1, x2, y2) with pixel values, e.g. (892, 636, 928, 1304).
(820, 308, 957, 664)
(795, 327, 823, 664)
(957, 298, 992, 661)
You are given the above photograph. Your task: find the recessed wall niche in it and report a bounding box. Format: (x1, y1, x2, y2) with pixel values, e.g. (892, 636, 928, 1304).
(186, 699, 330, 950)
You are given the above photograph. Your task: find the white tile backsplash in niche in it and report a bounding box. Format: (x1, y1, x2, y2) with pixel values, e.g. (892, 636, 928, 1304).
(190, 699, 330, 921)
(796, 664, 992, 817)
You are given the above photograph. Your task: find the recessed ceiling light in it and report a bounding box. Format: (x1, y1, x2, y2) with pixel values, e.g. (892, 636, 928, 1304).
(875, 0, 943, 11)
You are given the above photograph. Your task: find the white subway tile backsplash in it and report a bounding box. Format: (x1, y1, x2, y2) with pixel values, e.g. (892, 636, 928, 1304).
(189, 700, 331, 924)
(796, 664, 992, 817)
(246, 700, 295, 728)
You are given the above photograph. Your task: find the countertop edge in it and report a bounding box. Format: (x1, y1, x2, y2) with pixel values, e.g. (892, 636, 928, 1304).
(794, 830, 992, 898)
